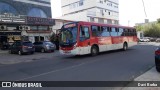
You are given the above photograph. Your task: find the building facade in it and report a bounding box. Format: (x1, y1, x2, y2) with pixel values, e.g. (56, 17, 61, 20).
(0, 0, 53, 49)
(60, 0, 119, 25)
(0, 0, 51, 18)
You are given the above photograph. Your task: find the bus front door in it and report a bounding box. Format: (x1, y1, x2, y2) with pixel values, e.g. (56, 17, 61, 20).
(79, 26, 90, 54)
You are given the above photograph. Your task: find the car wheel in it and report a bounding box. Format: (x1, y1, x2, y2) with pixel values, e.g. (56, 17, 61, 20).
(123, 43, 128, 51)
(18, 51, 22, 55)
(91, 46, 99, 56)
(41, 48, 45, 53)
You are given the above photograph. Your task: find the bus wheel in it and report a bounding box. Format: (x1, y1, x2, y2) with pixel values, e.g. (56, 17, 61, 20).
(91, 46, 99, 56)
(123, 43, 128, 51)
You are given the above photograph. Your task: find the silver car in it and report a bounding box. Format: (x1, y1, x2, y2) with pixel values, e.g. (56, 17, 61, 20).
(33, 41, 56, 53)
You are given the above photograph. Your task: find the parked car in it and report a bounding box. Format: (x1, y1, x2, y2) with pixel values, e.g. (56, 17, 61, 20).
(155, 47, 160, 72)
(33, 41, 56, 53)
(139, 38, 150, 42)
(149, 37, 157, 42)
(156, 38, 160, 42)
(9, 41, 35, 55)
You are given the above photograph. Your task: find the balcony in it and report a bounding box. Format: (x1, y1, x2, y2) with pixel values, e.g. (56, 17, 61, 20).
(87, 11, 119, 20)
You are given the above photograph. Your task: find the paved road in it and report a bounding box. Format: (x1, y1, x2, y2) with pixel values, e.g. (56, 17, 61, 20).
(0, 43, 157, 89)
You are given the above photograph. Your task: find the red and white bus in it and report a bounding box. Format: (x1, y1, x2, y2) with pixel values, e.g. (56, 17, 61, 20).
(59, 21, 137, 55)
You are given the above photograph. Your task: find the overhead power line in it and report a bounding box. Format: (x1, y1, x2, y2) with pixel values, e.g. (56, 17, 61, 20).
(142, 0, 147, 18)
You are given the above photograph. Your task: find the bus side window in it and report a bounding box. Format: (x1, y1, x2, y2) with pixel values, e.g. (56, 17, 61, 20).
(124, 29, 128, 36)
(118, 28, 124, 36)
(130, 29, 134, 36)
(128, 29, 132, 36)
(133, 29, 137, 36)
(101, 26, 110, 37)
(80, 26, 90, 41)
(91, 26, 101, 37)
(110, 27, 118, 36)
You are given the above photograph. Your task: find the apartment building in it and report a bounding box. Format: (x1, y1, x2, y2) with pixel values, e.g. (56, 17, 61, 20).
(60, 0, 119, 25)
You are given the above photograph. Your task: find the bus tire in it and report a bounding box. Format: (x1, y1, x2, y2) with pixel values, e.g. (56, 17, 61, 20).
(123, 42, 128, 51)
(91, 45, 99, 56)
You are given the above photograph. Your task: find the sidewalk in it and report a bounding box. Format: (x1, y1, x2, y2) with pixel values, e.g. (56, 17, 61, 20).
(0, 50, 58, 65)
(0, 50, 8, 54)
(122, 67, 160, 90)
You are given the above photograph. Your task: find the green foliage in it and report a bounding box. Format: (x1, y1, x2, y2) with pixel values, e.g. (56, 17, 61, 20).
(135, 21, 160, 37)
(157, 18, 160, 23)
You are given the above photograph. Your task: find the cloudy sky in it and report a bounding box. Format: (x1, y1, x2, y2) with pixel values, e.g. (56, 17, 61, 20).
(51, 0, 160, 26)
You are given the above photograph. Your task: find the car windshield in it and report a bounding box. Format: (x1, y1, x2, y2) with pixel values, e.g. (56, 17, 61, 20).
(60, 26, 78, 45)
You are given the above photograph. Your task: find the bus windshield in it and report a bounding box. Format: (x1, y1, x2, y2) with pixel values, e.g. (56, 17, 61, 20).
(60, 26, 78, 46)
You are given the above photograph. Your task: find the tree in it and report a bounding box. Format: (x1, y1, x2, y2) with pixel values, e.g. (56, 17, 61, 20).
(157, 18, 160, 23)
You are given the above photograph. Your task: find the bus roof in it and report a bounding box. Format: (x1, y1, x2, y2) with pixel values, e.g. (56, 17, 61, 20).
(63, 21, 135, 29)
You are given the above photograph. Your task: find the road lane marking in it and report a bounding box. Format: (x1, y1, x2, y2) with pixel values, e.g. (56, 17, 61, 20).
(16, 59, 99, 81)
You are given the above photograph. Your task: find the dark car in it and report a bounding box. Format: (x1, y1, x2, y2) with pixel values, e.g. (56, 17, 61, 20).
(33, 41, 56, 53)
(9, 41, 35, 55)
(155, 47, 160, 72)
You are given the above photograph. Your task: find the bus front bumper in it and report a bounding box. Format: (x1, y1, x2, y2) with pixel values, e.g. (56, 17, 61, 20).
(60, 48, 79, 55)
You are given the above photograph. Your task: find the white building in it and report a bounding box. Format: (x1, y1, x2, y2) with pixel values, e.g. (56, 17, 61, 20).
(60, 0, 119, 24)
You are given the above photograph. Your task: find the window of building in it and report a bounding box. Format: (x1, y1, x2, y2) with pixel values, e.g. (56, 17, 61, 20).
(90, 17, 95, 22)
(79, 0, 84, 6)
(98, 18, 104, 23)
(99, 0, 103, 4)
(0, 2, 17, 15)
(28, 8, 47, 18)
(107, 19, 112, 24)
(38, 26, 48, 31)
(30, 26, 38, 30)
(108, 12, 111, 15)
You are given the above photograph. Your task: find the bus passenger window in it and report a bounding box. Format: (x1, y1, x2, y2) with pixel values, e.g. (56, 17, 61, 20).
(110, 27, 118, 36)
(133, 29, 137, 36)
(128, 29, 132, 36)
(91, 26, 101, 37)
(124, 29, 128, 36)
(80, 26, 90, 41)
(118, 28, 124, 36)
(101, 27, 110, 37)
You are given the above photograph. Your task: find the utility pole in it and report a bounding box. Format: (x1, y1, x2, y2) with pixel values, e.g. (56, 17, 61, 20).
(128, 20, 130, 26)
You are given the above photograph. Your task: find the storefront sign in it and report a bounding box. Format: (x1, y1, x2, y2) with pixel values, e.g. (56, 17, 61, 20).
(0, 32, 21, 36)
(26, 17, 55, 25)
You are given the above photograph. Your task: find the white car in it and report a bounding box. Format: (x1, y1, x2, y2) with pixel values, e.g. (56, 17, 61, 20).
(139, 38, 150, 42)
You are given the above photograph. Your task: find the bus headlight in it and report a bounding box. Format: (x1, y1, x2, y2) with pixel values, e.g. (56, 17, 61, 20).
(73, 43, 77, 49)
